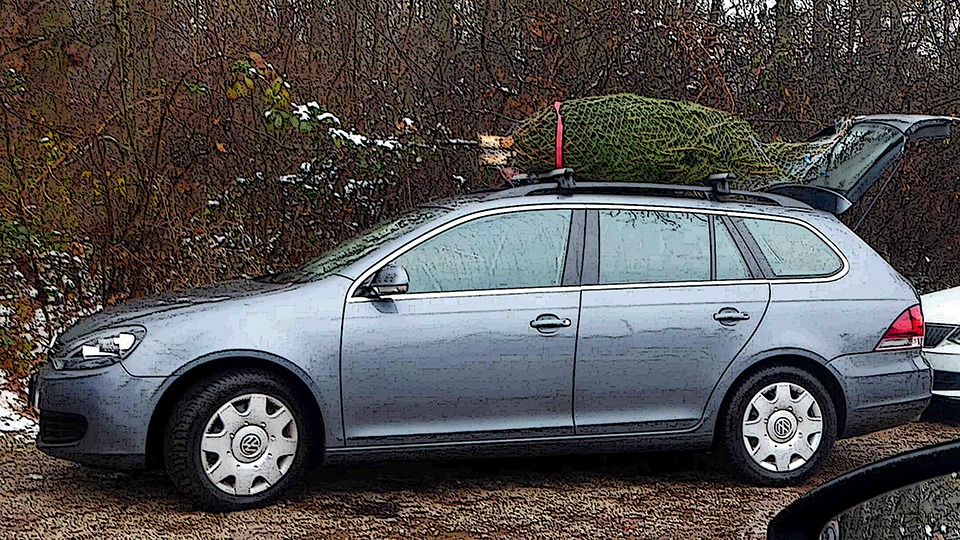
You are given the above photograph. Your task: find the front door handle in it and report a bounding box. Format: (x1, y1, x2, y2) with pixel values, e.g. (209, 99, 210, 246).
(530, 314, 572, 331)
(714, 308, 750, 325)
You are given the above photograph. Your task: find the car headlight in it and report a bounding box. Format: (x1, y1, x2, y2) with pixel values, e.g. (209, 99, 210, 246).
(55, 326, 147, 370)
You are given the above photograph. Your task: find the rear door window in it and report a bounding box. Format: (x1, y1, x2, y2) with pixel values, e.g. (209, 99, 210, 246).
(598, 210, 710, 284)
(740, 218, 843, 278)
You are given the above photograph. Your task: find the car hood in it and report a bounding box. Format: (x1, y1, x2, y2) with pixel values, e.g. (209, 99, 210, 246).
(54, 279, 294, 349)
(921, 286, 960, 325)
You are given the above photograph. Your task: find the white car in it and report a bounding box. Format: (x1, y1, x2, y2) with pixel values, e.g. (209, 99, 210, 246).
(921, 287, 960, 405)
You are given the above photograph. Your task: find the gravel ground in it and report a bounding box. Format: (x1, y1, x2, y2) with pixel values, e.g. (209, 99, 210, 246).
(1, 422, 959, 540)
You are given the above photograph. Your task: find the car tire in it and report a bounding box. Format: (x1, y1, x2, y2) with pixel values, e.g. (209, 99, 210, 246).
(163, 369, 313, 511)
(718, 365, 837, 486)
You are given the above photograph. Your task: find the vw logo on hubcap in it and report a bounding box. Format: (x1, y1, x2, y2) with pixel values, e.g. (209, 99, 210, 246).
(773, 417, 792, 439)
(239, 434, 262, 457)
(766, 410, 798, 443)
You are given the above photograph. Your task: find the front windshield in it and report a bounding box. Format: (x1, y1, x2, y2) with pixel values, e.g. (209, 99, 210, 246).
(258, 206, 452, 284)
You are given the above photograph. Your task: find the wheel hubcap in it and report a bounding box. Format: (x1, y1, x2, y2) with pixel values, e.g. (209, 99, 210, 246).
(742, 382, 823, 472)
(200, 393, 299, 496)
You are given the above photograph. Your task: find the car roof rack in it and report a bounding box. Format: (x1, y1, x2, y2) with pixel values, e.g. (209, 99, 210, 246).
(510, 168, 577, 190)
(491, 168, 808, 209)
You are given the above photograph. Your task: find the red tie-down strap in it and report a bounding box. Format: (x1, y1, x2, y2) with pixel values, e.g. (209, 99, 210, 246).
(554, 101, 564, 168)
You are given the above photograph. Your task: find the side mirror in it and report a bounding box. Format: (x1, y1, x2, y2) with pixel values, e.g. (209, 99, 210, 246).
(768, 440, 960, 540)
(367, 264, 409, 297)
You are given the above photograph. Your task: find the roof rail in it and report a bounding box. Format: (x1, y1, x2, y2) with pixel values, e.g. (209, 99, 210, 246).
(494, 168, 806, 208)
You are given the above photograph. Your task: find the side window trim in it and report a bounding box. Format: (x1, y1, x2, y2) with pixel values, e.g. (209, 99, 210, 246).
(562, 210, 587, 287)
(582, 209, 600, 286)
(727, 216, 775, 278)
(708, 214, 717, 281)
(718, 215, 764, 279)
(346, 203, 849, 301)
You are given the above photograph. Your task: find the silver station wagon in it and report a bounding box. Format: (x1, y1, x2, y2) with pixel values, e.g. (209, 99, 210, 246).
(31, 115, 952, 510)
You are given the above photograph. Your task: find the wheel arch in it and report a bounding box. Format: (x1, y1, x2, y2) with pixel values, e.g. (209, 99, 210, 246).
(144, 351, 326, 469)
(711, 352, 847, 448)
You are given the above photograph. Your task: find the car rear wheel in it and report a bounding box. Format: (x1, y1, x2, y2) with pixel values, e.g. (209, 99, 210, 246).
(163, 370, 313, 511)
(719, 366, 837, 486)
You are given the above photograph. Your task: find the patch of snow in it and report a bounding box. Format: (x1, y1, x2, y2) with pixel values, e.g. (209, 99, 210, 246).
(330, 128, 368, 147)
(278, 175, 300, 184)
(374, 138, 402, 150)
(206, 200, 220, 208)
(316, 112, 340, 125)
(293, 104, 312, 121)
(0, 371, 37, 437)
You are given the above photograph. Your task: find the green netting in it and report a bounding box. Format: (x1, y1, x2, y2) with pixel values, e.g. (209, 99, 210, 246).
(511, 94, 836, 186)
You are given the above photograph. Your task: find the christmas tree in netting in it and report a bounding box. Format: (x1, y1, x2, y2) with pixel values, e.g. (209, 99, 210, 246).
(508, 94, 836, 186)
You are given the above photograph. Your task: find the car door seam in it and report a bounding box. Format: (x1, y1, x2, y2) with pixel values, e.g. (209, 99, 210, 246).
(572, 289, 583, 433)
(338, 288, 349, 446)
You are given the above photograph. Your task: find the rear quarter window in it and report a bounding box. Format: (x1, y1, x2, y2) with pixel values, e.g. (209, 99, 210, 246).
(740, 218, 843, 278)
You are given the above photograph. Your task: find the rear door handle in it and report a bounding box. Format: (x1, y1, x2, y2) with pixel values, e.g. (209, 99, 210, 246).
(714, 309, 750, 325)
(530, 314, 572, 331)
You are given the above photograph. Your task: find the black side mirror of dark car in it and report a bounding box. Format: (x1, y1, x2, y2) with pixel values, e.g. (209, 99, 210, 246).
(365, 264, 410, 297)
(768, 439, 960, 540)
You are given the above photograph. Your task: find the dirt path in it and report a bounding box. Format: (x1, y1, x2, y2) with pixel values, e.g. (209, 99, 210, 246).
(1, 422, 959, 540)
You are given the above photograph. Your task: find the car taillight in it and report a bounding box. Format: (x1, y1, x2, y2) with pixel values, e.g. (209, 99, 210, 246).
(875, 304, 924, 351)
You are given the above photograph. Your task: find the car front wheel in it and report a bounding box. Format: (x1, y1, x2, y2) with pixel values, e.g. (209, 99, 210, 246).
(163, 370, 312, 511)
(719, 366, 838, 486)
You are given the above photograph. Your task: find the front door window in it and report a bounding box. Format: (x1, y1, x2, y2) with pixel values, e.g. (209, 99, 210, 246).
(391, 209, 572, 293)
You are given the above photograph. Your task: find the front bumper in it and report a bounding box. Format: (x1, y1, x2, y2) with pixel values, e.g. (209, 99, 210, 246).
(924, 349, 960, 397)
(829, 349, 932, 439)
(33, 361, 164, 470)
